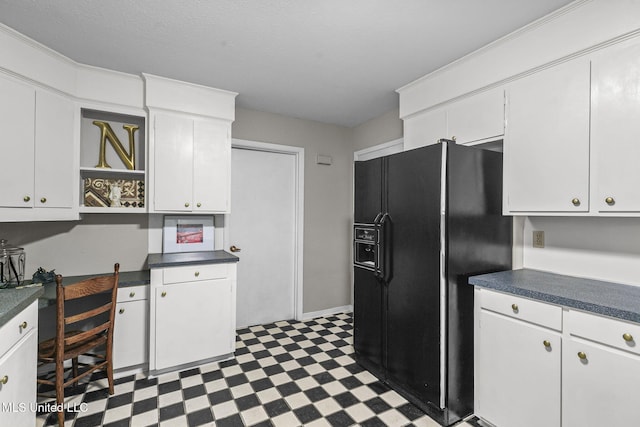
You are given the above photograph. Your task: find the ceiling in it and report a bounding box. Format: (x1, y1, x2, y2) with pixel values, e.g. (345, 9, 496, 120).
(0, 0, 575, 127)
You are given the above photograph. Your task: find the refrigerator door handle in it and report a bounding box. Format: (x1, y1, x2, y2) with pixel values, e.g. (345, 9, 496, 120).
(373, 212, 383, 225)
(376, 213, 392, 283)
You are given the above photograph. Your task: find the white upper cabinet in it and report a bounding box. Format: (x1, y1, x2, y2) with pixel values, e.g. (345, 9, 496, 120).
(153, 113, 194, 211)
(403, 88, 505, 151)
(403, 108, 446, 150)
(193, 118, 231, 212)
(0, 75, 35, 209)
(591, 39, 640, 213)
(505, 37, 640, 216)
(447, 88, 505, 145)
(34, 89, 76, 210)
(0, 73, 77, 221)
(144, 74, 236, 214)
(152, 113, 231, 213)
(505, 58, 591, 214)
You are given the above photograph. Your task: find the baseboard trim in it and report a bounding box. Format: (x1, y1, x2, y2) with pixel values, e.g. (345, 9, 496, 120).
(302, 305, 353, 320)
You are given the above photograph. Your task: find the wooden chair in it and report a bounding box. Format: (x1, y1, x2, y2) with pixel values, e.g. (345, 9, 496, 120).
(37, 263, 120, 426)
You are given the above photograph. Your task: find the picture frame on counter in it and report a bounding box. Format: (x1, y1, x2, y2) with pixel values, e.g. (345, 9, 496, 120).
(163, 215, 214, 253)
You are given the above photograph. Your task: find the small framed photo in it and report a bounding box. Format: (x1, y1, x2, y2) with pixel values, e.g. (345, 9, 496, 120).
(163, 216, 214, 253)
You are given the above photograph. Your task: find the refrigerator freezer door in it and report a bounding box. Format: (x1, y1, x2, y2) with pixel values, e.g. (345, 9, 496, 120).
(354, 157, 384, 224)
(385, 144, 443, 406)
(353, 266, 385, 378)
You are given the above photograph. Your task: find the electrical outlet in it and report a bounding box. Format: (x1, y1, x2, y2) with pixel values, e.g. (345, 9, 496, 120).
(533, 230, 545, 248)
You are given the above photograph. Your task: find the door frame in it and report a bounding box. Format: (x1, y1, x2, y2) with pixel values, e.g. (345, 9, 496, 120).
(226, 138, 305, 321)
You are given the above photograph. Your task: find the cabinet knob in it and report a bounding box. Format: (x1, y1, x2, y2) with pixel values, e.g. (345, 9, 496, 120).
(577, 351, 587, 360)
(23, 196, 31, 202)
(623, 333, 634, 342)
(185, 202, 190, 208)
(40, 197, 47, 204)
(129, 292, 136, 298)
(571, 198, 580, 206)
(543, 340, 551, 348)
(605, 196, 615, 205)
(161, 291, 167, 297)
(19, 321, 27, 329)
(511, 303, 519, 312)
(451, 136, 457, 141)
(0, 375, 8, 384)
(197, 202, 202, 208)
(119, 308, 125, 314)
(195, 271, 200, 277)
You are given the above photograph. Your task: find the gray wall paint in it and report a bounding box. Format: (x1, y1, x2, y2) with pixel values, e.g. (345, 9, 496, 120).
(0, 214, 149, 277)
(352, 107, 403, 152)
(233, 107, 354, 313)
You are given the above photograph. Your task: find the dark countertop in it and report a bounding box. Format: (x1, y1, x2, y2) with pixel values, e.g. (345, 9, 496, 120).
(148, 250, 239, 269)
(0, 286, 45, 328)
(469, 268, 640, 324)
(39, 270, 150, 308)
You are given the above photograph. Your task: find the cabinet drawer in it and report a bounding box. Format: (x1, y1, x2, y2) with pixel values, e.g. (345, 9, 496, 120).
(566, 310, 640, 355)
(0, 300, 37, 357)
(478, 289, 562, 331)
(117, 285, 149, 303)
(162, 263, 229, 285)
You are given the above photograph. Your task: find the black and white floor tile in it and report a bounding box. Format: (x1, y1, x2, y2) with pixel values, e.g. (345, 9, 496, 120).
(36, 313, 480, 426)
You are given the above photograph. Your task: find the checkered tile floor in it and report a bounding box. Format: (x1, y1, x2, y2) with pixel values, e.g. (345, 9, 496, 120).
(36, 312, 480, 426)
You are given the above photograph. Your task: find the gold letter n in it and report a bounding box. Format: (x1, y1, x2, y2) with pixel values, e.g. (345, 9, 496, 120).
(93, 121, 138, 170)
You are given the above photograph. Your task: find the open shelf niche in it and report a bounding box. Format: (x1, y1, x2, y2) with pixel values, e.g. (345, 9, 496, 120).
(79, 108, 146, 213)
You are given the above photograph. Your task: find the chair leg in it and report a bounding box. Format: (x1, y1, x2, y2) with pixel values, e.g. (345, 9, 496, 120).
(72, 357, 79, 386)
(107, 359, 114, 394)
(56, 360, 65, 427)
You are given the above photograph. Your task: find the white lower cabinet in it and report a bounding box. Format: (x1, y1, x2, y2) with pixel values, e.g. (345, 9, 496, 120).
(476, 288, 640, 427)
(113, 286, 149, 371)
(562, 310, 640, 427)
(150, 262, 236, 374)
(475, 289, 561, 427)
(0, 301, 38, 427)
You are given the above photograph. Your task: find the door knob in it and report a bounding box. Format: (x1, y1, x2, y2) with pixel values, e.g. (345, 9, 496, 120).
(230, 245, 241, 253)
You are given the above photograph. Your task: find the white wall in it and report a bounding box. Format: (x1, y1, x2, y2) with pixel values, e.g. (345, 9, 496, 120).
(523, 217, 640, 287)
(0, 214, 149, 277)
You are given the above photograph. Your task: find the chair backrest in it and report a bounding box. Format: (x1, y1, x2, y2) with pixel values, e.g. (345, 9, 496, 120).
(55, 263, 120, 353)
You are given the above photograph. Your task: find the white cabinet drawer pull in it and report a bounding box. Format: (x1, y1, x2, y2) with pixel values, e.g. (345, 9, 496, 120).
(0, 375, 8, 384)
(161, 291, 167, 297)
(511, 303, 519, 312)
(195, 271, 200, 277)
(623, 333, 634, 342)
(129, 292, 136, 298)
(605, 196, 615, 205)
(543, 340, 551, 348)
(19, 321, 27, 329)
(23, 196, 30, 203)
(119, 308, 125, 314)
(572, 197, 580, 206)
(577, 351, 587, 360)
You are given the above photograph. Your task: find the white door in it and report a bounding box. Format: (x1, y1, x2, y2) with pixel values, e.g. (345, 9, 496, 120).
(230, 147, 297, 328)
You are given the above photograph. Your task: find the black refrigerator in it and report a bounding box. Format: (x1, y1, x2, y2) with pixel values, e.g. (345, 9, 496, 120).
(353, 140, 512, 426)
